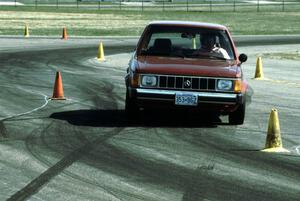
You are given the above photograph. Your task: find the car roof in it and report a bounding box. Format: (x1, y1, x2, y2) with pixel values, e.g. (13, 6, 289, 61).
(148, 21, 227, 31)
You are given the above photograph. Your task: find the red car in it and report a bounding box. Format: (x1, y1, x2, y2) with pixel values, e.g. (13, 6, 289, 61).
(125, 21, 248, 125)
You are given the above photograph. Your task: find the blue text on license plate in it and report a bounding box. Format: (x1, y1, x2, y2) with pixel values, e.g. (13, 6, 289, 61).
(175, 93, 198, 106)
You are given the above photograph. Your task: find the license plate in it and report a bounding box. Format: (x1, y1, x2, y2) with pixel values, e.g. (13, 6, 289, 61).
(175, 93, 198, 106)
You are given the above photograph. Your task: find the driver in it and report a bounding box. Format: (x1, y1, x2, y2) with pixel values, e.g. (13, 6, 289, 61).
(195, 33, 230, 59)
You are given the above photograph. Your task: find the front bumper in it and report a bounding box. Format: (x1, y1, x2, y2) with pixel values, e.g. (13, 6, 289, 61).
(129, 88, 244, 112)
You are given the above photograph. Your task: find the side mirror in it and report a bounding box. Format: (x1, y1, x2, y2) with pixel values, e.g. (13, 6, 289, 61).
(239, 53, 248, 63)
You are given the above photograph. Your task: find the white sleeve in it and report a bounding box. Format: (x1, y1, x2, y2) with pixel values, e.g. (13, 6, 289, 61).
(219, 48, 230, 59)
(213, 47, 230, 59)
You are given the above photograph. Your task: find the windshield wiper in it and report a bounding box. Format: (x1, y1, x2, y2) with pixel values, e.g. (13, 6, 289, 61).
(170, 52, 186, 58)
(184, 54, 227, 61)
(206, 55, 228, 61)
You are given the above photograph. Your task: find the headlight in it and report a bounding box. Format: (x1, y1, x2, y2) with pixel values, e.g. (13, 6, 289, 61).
(217, 79, 233, 91)
(141, 75, 157, 87)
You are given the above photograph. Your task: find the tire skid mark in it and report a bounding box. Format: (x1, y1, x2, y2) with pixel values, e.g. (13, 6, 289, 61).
(92, 80, 120, 109)
(7, 123, 123, 201)
(18, 123, 125, 201)
(25, 124, 166, 201)
(84, 142, 172, 201)
(173, 128, 300, 200)
(51, 128, 127, 200)
(38, 126, 124, 201)
(182, 163, 215, 201)
(0, 120, 8, 138)
(70, 78, 120, 110)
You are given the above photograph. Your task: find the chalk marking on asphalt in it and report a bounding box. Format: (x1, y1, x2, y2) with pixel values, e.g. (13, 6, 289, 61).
(295, 145, 300, 155)
(270, 79, 300, 86)
(259, 78, 300, 87)
(1, 87, 49, 121)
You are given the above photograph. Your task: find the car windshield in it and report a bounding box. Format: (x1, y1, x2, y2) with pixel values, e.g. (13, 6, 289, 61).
(139, 25, 235, 60)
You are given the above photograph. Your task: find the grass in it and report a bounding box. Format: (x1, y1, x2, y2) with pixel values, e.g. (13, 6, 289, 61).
(0, 6, 300, 36)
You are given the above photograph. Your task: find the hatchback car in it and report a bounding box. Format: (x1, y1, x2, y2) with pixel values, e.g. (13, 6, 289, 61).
(125, 21, 248, 125)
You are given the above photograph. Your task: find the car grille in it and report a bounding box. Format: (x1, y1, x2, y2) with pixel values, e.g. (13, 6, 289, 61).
(158, 75, 216, 91)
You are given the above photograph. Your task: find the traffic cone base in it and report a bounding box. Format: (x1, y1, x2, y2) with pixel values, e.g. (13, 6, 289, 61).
(97, 42, 105, 61)
(51, 97, 66, 100)
(262, 147, 290, 153)
(97, 57, 105, 61)
(51, 72, 66, 100)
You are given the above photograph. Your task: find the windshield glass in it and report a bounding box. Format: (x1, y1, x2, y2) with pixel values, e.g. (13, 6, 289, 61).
(139, 25, 235, 60)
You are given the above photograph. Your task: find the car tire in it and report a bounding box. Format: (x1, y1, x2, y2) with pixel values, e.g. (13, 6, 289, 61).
(228, 103, 245, 125)
(125, 89, 139, 118)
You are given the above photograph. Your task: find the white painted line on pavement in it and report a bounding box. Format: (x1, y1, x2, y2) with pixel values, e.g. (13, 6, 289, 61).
(295, 145, 300, 155)
(0, 87, 49, 121)
(0, 2, 24, 5)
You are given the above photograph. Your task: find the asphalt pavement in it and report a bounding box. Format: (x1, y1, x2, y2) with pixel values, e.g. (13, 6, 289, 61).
(0, 37, 300, 201)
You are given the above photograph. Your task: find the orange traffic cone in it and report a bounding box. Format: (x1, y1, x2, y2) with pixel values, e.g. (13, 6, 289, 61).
(62, 27, 68, 40)
(51, 71, 66, 100)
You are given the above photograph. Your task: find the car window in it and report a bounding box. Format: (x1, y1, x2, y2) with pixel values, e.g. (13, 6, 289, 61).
(148, 33, 198, 49)
(140, 25, 234, 60)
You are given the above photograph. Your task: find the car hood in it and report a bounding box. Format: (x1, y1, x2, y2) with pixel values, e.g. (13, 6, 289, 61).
(136, 56, 241, 78)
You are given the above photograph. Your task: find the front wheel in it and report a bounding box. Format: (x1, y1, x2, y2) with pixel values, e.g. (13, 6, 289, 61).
(125, 89, 139, 118)
(228, 103, 245, 125)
